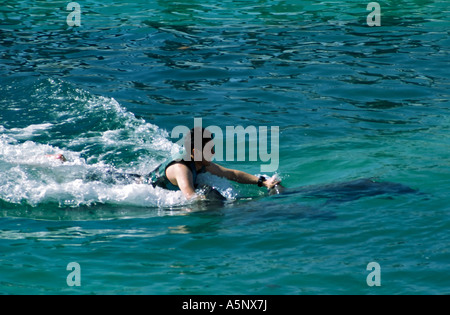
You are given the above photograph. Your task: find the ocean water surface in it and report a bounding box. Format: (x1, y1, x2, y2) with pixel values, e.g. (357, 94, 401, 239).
(0, 0, 449, 294)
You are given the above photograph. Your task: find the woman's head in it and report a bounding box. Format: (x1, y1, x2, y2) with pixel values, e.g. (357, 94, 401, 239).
(184, 127, 215, 164)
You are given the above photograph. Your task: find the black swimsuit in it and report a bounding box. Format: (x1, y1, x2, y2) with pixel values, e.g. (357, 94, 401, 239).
(149, 160, 205, 191)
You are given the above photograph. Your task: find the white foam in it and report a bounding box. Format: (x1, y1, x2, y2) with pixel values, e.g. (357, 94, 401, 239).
(30, 180, 186, 208)
(0, 123, 190, 208)
(0, 135, 81, 167)
(9, 123, 54, 140)
(196, 172, 239, 200)
(0, 80, 242, 209)
(0, 129, 245, 208)
(0, 151, 189, 208)
(0, 139, 242, 208)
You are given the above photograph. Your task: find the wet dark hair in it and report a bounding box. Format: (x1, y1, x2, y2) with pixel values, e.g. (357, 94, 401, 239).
(184, 127, 213, 152)
(183, 127, 214, 161)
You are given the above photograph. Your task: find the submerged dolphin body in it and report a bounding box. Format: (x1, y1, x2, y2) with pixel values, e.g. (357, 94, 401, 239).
(243, 178, 421, 221)
(268, 178, 418, 203)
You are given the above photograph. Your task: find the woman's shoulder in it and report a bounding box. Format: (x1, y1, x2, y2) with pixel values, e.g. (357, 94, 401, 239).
(166, 160, 193, 175)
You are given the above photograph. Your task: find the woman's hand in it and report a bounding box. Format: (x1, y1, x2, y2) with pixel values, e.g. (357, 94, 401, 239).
(263, 175, 282, 189)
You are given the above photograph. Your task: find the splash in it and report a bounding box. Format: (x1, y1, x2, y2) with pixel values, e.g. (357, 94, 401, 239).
(0, 78, 239, 210)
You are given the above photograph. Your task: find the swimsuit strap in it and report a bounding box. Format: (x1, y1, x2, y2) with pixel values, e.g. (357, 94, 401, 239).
(149, 159, 203, 191)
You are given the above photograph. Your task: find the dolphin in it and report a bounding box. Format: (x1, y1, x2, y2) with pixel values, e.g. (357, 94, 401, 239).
(267, 178, 418, 202)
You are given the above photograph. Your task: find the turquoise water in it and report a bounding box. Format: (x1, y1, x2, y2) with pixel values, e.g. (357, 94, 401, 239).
(1, 0, 449, 294)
